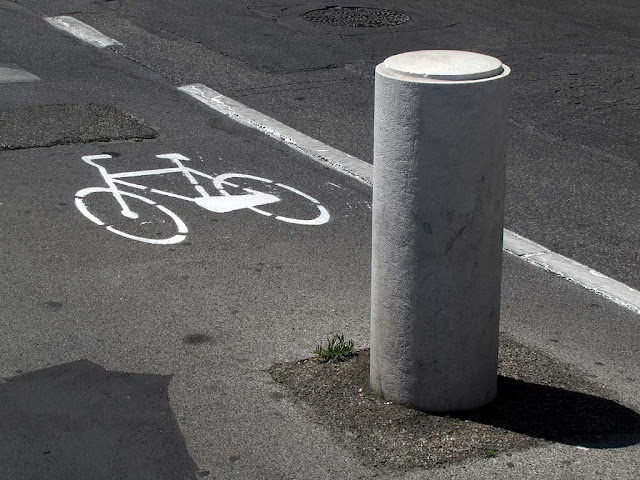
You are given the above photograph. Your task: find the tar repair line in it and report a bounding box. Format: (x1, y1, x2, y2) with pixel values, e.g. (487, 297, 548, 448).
(44, 16, 122, 48)
(179, 83, 640, 315)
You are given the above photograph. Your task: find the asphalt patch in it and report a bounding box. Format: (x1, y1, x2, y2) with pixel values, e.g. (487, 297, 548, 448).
(0, 104, 157, 150)
(270, 334, 640, 472)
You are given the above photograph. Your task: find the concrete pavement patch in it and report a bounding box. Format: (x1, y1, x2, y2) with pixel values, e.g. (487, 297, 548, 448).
(271, 334, 640, 473)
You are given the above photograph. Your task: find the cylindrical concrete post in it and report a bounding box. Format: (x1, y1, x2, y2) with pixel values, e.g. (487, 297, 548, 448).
(370, 50, 510, 412)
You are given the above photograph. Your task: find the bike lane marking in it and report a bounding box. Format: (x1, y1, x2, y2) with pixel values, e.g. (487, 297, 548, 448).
(178, 83, 640, 316)
(74, 153, 331, 245)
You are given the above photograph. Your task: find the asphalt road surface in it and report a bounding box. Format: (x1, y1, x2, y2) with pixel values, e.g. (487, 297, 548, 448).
(15, 0, 638, 289)
(1, 1, 639, 479)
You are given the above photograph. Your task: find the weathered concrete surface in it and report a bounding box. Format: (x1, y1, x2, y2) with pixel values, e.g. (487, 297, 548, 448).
(371, 51, 510, 411)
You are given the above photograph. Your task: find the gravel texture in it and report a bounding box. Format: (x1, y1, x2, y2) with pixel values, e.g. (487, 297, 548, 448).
(270, 334, 640, 473)
(301, 7, 411, 28)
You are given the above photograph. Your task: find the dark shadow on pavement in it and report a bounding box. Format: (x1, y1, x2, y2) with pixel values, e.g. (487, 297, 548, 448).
(0, 360, 199, 479)
(454, 375, 640, 449)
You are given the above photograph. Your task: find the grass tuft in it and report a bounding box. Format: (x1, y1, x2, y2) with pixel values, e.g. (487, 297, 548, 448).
(314, 333, 356, 363)
(483, 449, 499, 458)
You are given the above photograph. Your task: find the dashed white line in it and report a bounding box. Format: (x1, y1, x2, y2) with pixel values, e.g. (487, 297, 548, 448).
(503, 231, 640, 314)
(179, 82, 640, 315)
(0, 65, 40, 83)
(44, 16, 122, 48)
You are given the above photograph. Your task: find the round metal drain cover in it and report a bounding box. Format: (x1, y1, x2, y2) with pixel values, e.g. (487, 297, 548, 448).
(302, 6, 410, 27)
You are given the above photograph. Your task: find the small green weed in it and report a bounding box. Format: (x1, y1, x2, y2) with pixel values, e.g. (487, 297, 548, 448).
(314, 333, 356, 363)
(483, 449, 499, 458)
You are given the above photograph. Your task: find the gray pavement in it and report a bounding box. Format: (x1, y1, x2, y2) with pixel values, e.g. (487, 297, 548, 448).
(26, 0, 637, 290)
(0, 1, 638, 479)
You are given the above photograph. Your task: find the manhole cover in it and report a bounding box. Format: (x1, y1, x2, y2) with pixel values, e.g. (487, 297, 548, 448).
(302, 6, 410, 27)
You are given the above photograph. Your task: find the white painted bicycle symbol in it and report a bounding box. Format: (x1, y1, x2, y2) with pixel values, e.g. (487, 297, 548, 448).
(75, 153, 330, 244)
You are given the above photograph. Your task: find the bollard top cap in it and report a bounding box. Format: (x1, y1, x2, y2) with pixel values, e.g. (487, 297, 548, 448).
(380, 50, 505, 82)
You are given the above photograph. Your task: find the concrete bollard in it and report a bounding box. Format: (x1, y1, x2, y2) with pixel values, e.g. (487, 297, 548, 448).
(370, 50, 510, 412)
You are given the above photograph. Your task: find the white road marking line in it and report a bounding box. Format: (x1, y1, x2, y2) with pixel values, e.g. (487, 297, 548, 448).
(503, 231, 640, 314)
(276, 205, 330, 226)
(275, 183, 319, 204)
(74, 197, 105, 226)
(194, 190, 280, 213)
(44, 16, 123, 48)
(149, 189, 193, 201)
(106, 225, 186, 245)
(178, 84, 372, 184)
(112, 167, 182, 178)
(0, 65, 40, 83)
(178, 83, 640, 315)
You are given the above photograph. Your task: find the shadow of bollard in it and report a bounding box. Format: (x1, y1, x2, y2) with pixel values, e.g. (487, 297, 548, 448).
(0, 360, 199, 479)
(454, 375, 640, 449)
(271, 338, 640, 471)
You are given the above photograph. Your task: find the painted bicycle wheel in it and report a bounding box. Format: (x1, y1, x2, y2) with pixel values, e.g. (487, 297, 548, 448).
(75, 187, 188, 245)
